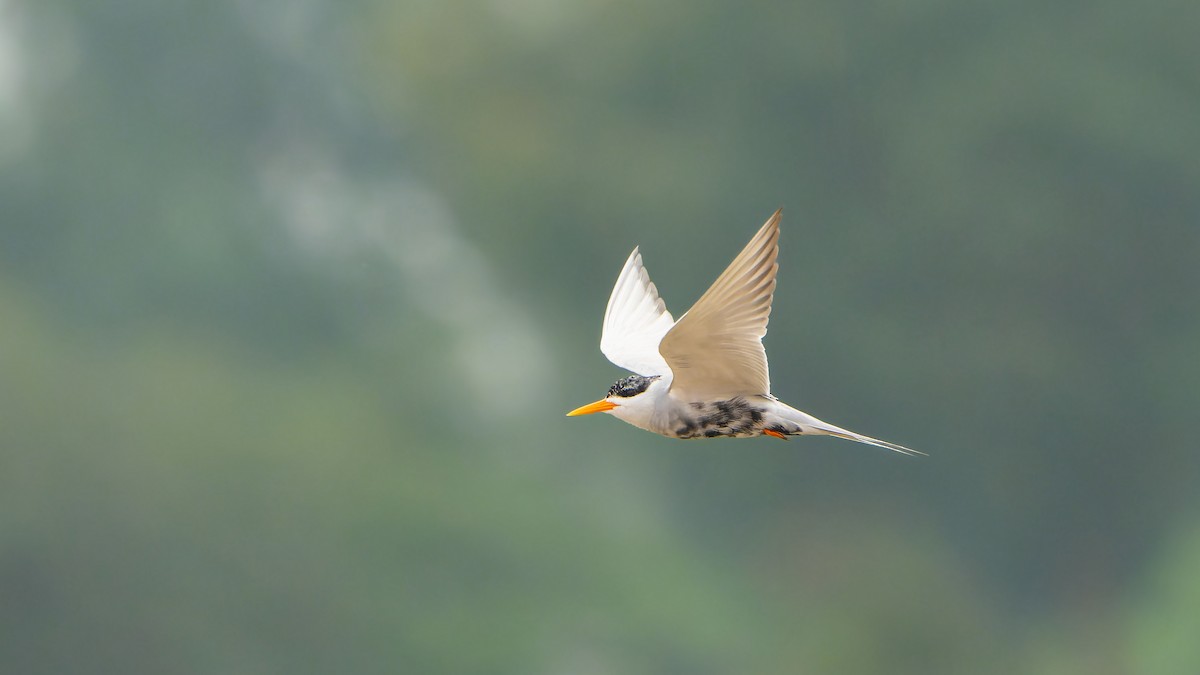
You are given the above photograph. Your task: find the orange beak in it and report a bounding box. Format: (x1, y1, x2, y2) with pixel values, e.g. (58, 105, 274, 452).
(566, 399, 618, 416)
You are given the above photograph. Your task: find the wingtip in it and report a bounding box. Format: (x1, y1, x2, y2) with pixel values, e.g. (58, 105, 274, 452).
(620, 246, 644, 274)
(758, 209, 782, 243)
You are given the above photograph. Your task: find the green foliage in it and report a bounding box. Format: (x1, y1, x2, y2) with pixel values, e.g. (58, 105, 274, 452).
(1128, 523, 1200, 674)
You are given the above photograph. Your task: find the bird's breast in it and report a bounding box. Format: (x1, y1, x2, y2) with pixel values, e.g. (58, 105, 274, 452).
(660, 396, 790, 439)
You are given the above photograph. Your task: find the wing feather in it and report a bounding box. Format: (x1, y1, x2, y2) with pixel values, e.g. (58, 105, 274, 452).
(599, 247, 676, 376)
(658, 210, 781, 399)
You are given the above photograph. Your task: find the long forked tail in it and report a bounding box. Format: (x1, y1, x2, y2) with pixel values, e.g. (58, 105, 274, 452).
(814, 425, 925, 456)
(780, 404, 925, 456)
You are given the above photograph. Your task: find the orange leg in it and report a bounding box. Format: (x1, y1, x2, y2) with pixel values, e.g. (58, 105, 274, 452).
(762, 429, 788, 440)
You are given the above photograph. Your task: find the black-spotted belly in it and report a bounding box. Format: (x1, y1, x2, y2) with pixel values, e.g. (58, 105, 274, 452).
(670, 396, 798, 439)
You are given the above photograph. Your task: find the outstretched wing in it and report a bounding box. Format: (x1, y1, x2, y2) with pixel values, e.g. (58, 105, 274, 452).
(599, 247, 676, 377)
(658, 209, 780, 400)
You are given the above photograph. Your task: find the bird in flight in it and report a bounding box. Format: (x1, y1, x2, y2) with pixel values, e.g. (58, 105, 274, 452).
(567, 209, 921, 456)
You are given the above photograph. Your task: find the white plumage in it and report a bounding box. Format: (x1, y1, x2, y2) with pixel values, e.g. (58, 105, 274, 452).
(600, 248, 675, 378)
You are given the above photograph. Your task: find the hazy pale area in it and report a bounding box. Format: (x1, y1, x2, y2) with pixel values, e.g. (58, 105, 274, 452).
(2, 1, 1198, 673)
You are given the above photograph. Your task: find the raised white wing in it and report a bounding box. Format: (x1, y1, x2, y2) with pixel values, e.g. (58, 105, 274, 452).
(599, 247, 676, 377)
(658, 209, 780, 400)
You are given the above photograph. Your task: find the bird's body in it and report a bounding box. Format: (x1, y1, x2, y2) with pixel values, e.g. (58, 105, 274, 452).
(568, 210, 921, 456)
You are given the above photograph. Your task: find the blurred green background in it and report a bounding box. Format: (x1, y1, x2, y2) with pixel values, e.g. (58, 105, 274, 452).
(2, 0, 1199, 673)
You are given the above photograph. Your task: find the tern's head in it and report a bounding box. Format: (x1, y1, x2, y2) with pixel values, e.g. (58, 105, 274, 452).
(566, 374, 663, 427)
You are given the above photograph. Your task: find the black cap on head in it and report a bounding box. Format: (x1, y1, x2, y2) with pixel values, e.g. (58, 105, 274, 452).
(607, 374, 660, 398)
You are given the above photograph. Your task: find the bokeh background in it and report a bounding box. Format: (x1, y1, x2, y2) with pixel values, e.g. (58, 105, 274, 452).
(2, 1, 1199, 673)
